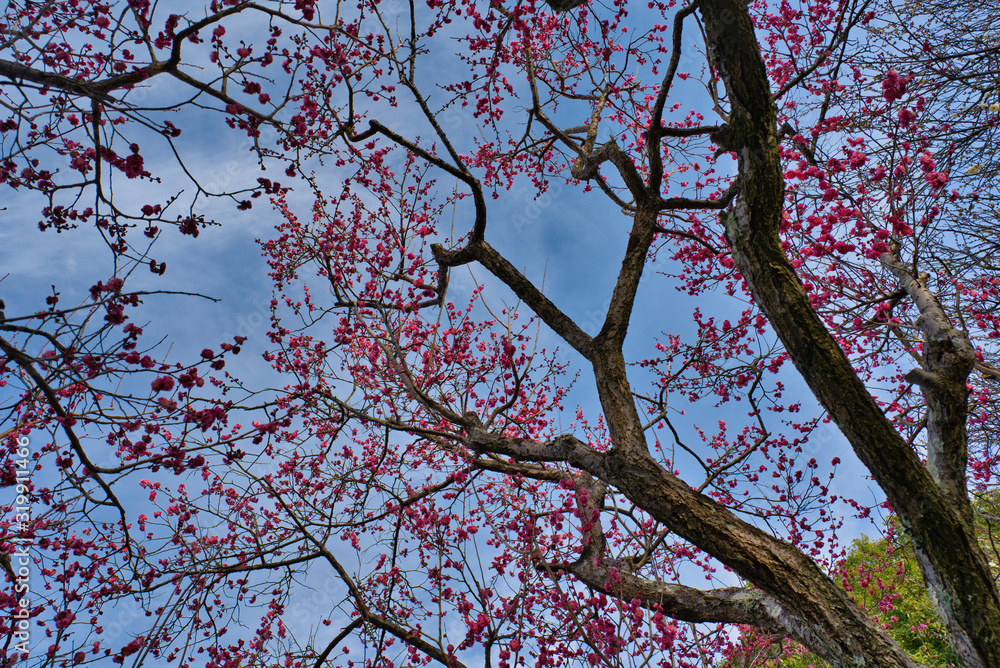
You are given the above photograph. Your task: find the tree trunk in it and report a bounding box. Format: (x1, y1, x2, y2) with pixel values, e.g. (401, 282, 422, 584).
(696, 0, 1000, 664)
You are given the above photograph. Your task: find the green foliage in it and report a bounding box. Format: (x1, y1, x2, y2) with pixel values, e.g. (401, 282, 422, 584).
(972, 490, 1000, 573)
(723, 520, 960, 667)
(757, 491, 1000, 668)
(834, 527, 958, 667)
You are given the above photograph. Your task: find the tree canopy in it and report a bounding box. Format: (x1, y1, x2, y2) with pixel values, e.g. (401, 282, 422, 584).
(2, 0, 1000, 666)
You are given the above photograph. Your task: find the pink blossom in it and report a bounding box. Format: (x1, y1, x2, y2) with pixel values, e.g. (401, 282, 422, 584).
(151, 376, 174, 392)
(925, 171, 948, 189)
(881, 69, 908, 102)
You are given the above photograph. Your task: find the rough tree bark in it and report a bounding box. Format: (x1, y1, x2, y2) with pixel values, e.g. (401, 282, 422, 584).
(447, 0, 1000, 665)
(5, 0, 997, 665)
(697, 0, 1000, 664)
(430, 0, 995, 664)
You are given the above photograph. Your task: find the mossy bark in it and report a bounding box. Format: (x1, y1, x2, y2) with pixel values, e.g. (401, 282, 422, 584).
(696, 0, 1000, 664)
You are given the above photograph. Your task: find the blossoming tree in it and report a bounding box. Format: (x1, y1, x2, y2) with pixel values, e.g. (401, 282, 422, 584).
(2, 0, 999, 666)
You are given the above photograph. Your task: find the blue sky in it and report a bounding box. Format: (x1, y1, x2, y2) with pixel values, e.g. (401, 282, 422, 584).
(0, 0, 893, 663)
(0, 0, 882, 558)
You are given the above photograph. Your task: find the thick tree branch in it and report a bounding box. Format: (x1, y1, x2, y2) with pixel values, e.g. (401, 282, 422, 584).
(881, 251, 977, 518)
(467, 428, 604, 468)
(569, 138, 648, 199)
(555, 473, 789, 632)
(366, 120, 487, 243)
(466, 424, 921, 668)
(659, 180, 739, 211)
(647, 3, 699, 192)
(594, 202, 658, 349)
(572, 564, 781, 627)
(1, 2, 259, 103)
(0, 58, 115, 102)
(433, 240, 594, 358)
